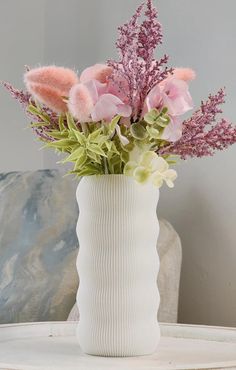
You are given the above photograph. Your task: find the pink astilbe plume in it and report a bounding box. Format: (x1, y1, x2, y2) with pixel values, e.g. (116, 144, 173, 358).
(160, 89, 236, 158)
(108, 0, 171, 119)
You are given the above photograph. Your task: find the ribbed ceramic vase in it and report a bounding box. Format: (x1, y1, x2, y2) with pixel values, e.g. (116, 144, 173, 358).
(76, 175, 160, 357)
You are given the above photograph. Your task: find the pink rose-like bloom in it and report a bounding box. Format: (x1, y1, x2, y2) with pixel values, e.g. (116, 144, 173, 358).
(142, 76, 194, 142)
(92, 93, 132, 122)
(143, 78, 193, 117)
(24, 66, 79, 113)
(162, 78, 193, 117)
(68, 78, 131, 123)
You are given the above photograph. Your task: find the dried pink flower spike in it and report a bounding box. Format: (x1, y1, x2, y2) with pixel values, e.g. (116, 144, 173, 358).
(24, 66, 79, 113)
(172, 68, 196, 82)
(68, 83, 94, 123)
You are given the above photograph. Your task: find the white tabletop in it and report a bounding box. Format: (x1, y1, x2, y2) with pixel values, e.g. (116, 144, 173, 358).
(0, 321, 236, 370)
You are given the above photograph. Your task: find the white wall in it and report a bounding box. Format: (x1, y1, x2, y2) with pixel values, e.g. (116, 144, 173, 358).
(0, 0, 45, 172)
(0, 0, 236, 326)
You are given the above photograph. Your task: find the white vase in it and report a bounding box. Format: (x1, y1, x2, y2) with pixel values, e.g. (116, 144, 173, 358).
(76, 175, 160, 357)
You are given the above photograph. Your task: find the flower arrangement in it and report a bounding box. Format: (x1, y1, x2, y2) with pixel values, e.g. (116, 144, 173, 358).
(3, 0, 236, 188)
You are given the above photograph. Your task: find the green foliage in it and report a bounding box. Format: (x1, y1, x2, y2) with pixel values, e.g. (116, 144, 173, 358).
(27, 102, 174, 178)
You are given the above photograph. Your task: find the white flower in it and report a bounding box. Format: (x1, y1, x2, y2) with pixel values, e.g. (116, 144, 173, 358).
(124, 151, 177, 188)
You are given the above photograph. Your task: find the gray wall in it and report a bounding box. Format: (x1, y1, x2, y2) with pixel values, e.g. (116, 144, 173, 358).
(0, 0, 236, 326)
(0, 0, 45, 171)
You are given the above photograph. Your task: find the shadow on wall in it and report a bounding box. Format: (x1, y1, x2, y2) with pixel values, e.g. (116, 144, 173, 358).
(178, 187, 236, 327)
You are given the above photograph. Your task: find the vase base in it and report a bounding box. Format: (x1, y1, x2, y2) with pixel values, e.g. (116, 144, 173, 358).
(76, 324, 161, 357)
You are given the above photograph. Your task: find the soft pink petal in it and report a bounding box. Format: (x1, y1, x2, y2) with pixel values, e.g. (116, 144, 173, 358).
(162, 78, 193, 116)
(91, 94, 120, 122)
(84, 79, 107, 104)
(68, 83, 94, 122)
(91, 94, 131, 122)
(116, 104, 132, 117)
(80, 64, 113, 84)
(162, 117, 183, 142)
(142, 84, 162, 116)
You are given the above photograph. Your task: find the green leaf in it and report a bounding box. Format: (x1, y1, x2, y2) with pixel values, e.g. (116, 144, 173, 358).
(27, 105, 50, 123)
(74, 153, 87, 169)
(144, 108, 160, 125)
(110, 142, 120, 155)
(76, 164, 101, 176)
(161, 107, 168, 114)
(30, 122, 48, 128)
(48, 139, 77, 148)
(130, 123, 148, 140)
(27, 105, 41, 116)
(58, 114, 66, 131)
(108, 115, 121, 133)
(47, 131, 69, 140)
(121, 151, 129, 163)
(107, 155, 122, 174)
(66, 113, 78, 131)
(87, 150, 101, 164)
(88, 144, 107, 157)
(64, 147, 86, 163)
(72, 129, 86, 146)
(105, 141, 113, 151)
(147, 126, 160, 139)
(122, 142, 134, 152)
(156, 115, 170, 128)
(88, 128, 103, 142)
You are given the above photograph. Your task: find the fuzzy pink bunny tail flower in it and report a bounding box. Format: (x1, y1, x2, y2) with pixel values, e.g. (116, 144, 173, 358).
(68, 83, 94, 123)
(24, 66, 79, 113)
(80, 64, 113, 84)
(173, 68, 196, 82)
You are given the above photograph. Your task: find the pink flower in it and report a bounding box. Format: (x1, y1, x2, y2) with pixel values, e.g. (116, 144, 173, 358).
(142, 75, 194, 142)
(143, 78, 193, 117)
(161, 78, 193, 116)
(92, 94, 132, 122)
(142, 84, 162, 116)
(24, 66, 79, 113)
(68, 79, 131, 123)
(80, 64, 113, 84)
(162, 117, 183, 142)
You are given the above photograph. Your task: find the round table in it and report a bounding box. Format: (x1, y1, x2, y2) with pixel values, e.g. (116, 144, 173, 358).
(0, 321, 236, 369)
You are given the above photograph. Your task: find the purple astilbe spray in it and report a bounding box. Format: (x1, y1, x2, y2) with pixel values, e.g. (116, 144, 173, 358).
(2, 82, 31, 110)
(160, 89, 236, 159)
(2, 82, 59, 141)
(108, 0, 171, 120)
